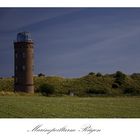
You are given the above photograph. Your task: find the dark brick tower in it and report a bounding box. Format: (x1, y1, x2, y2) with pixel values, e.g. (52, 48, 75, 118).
(14, 32, 34, 93)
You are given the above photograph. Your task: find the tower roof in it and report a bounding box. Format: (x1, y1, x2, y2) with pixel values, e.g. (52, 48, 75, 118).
(17, 32, 32, 42)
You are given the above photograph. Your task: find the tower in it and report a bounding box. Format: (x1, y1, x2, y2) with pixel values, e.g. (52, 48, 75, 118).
(14, 32, 34, 93)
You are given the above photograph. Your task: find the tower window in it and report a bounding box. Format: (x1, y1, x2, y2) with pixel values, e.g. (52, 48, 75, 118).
(23, 52, 25, 58)
(22, 65, 25, 70)
(16, 66, 18, 70)
(15, 53, 18, 58)
(32, 65, 34, 71)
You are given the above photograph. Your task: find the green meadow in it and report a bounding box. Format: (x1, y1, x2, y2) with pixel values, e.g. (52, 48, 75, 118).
(0, 96, 140, 118)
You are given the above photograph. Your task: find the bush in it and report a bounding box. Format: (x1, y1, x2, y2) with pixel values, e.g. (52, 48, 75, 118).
(130, 73, 140, 80)
(112, 83, 119, 88)
(86, 87, 108, 95)
(123, 86, 140, 96)
(39, 84, 55, 96)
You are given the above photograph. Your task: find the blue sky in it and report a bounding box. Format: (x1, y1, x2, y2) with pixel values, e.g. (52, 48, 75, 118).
(1, 8, 140, 77)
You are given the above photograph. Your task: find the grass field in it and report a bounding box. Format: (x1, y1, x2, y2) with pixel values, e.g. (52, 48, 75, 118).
(0, 96, 140, 118)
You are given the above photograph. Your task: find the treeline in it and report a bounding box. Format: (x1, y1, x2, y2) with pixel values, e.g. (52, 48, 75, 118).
(1, 71, 140, 96)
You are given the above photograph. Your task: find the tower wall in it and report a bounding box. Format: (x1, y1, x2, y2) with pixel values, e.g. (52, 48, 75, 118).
(14, 33, 34, 93)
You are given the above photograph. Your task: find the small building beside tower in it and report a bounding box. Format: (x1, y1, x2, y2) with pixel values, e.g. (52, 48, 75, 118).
(14, 32, 34, 93)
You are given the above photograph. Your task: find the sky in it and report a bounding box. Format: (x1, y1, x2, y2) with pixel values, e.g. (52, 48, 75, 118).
(1, 8, 140, 78)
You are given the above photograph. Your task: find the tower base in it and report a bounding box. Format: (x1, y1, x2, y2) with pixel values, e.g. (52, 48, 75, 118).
(14, 84, 34, 93)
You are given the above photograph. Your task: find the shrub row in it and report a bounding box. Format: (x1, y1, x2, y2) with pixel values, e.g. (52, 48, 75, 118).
(0, 71, 140, 96)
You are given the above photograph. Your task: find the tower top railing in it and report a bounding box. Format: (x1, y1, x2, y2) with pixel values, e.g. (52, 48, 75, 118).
(16, 32, 33, 42)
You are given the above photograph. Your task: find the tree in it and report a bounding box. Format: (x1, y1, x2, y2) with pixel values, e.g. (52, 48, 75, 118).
(114, 71, 126, 86)
(88, 72, 95, 76)
(38, 73, 45, 77)
(96, 72, 102, 77)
